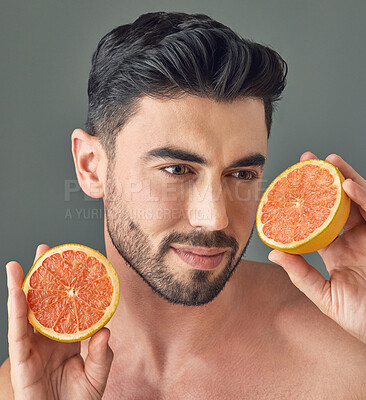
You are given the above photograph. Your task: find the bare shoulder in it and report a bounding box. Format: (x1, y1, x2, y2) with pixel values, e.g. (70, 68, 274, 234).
(239, 259, 366, 393)
(230, 259, 366, 398)
(242, 259, 366, 348)
(0, 358, 14, 400)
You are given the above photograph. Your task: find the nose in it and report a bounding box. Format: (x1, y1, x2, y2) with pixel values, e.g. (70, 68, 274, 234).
(187, 178, 229, 231)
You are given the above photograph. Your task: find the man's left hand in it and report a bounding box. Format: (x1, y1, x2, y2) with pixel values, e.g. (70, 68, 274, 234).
(268, 152, 366, 344)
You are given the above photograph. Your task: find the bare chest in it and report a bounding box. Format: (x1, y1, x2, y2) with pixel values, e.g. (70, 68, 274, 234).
(101, 344, 347, 400)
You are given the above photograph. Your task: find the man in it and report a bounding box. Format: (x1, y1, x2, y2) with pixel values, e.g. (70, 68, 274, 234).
(2, 11, 366, 399)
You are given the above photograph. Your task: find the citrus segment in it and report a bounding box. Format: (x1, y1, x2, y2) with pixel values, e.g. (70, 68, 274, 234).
(22, 244, 120, 342)
(256, 159, 351, 254)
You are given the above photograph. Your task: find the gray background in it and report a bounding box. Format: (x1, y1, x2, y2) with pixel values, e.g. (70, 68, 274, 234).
(1, 0, 365, 363)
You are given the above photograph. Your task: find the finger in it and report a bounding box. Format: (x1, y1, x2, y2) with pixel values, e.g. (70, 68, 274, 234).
(34, 244, 50, 262)
(268, 250, 331, 316)
(300, 151, 319, 162)
(7, 264, 32, 365)
(6, 261, 24, 323)
(343, 179, 366, 221)
(6, 261, 24, 291)
(6, 261, 34, 337)
(84, 328, 114, 396)
(7, 245, 51, 366)
(325, 154, 366, 187)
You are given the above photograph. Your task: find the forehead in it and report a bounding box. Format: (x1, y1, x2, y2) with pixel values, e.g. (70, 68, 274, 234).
(116, 95, 267, 165)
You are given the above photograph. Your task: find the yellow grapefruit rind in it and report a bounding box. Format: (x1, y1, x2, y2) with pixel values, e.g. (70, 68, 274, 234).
(256, 159, 351, 254)
(22, 244, 120, 342)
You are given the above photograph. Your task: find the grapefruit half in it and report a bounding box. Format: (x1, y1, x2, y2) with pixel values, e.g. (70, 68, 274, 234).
(256, 159, 351, 254)
(22, 244, 120, 342)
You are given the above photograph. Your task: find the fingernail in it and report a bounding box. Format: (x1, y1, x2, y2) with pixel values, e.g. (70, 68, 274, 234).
(343, 179, 353, 190)
(5, 263, 10, 288)
(304, 151, 318, 159)
(268, 251, 278, 264)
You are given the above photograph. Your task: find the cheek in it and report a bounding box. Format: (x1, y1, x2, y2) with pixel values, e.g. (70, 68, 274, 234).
(150, 181, 188, 227)
(124, 178, 186, 229)
(229, 180, 261, 205)
(227, 181, 261, 228)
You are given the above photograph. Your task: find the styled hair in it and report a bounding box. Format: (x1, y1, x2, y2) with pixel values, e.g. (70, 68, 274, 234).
(86, 11, 287, 160)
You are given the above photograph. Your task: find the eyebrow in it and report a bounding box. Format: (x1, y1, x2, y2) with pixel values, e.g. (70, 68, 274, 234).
(141, 146, 266, 169)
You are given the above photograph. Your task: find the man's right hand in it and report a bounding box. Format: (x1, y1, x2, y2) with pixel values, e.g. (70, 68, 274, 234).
(6, 244, 114, 400)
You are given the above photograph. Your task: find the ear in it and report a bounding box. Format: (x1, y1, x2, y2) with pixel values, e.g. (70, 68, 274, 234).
(71, 129, 106, 198)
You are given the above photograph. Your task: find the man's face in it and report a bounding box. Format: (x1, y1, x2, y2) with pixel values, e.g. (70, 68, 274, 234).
(104, 95, 267, 306)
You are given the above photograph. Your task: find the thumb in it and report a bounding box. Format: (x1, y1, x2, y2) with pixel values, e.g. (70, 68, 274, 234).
(268, 250, 331, 316)
(84, 327, 114, 396)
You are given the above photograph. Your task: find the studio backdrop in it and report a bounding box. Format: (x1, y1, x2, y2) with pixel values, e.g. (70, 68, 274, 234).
(1, 0, 365, 362)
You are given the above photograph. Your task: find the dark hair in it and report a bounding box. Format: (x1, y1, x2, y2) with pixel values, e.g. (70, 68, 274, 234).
(86, 11, 287, 160)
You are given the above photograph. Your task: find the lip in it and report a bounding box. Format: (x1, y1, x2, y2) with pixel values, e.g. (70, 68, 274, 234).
(172, 247, 226, 270)
(170, 246, 227, 256)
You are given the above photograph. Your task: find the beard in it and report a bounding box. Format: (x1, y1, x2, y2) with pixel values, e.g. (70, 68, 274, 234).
(105, 170, 254, 306)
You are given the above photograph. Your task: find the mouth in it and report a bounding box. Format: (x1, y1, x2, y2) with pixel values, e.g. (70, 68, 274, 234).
(171, 246, 226, 270)
(170, 245, 228, 256)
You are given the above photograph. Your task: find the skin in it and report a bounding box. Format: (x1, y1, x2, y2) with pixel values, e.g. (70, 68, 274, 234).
(2, 95, 366, 399)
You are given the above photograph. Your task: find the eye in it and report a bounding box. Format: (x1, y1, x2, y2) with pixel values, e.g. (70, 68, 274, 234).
(231, 170, 258, 181)
(161, 164, 193, 178)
